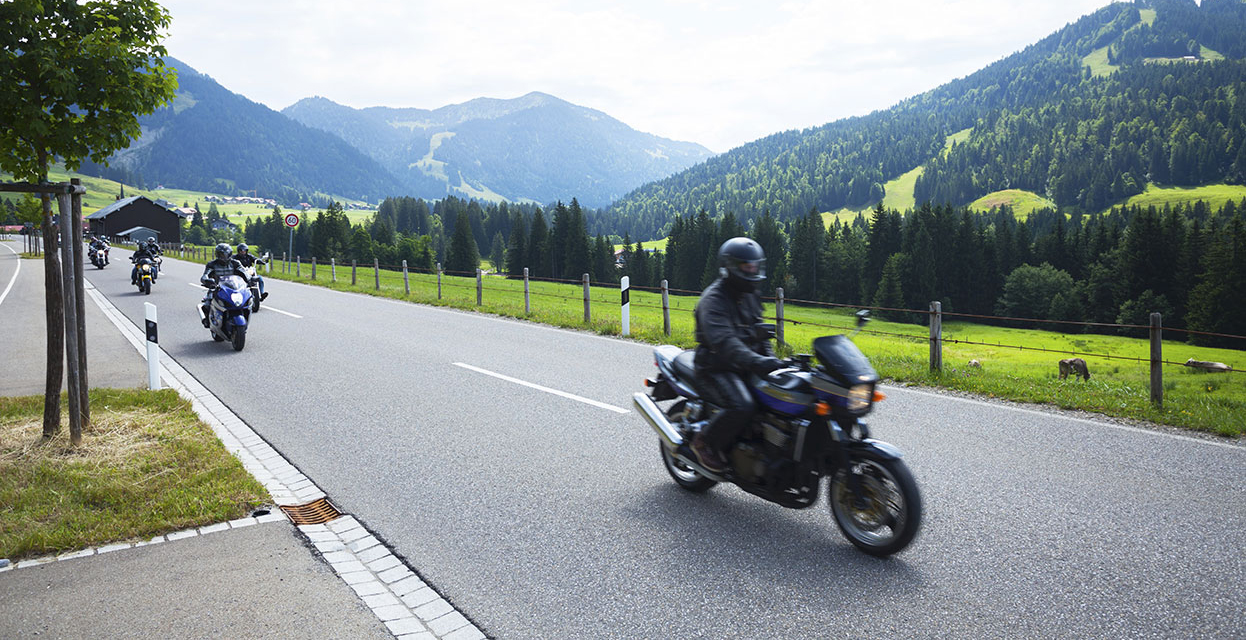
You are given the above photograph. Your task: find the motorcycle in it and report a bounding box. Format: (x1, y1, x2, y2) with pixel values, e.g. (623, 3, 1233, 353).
(199, 275, 252, 351)
(132, 256, 155, 295)
(240, 253, 270, 312)
(90, 246, 109, 269)
(633, 310, 922, 557)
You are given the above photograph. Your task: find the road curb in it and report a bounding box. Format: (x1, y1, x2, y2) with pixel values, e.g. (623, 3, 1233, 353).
(84, 271, 488, 640)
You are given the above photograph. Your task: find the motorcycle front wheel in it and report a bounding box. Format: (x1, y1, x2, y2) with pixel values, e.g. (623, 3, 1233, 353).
(231, 325, 246, 351)
(141, 280, 151, 295)
(659, 400, 717, 493)
(829, 452, 921, 557)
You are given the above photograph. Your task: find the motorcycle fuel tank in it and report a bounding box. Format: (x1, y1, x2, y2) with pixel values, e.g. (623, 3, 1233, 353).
(751, 371, 814, 416)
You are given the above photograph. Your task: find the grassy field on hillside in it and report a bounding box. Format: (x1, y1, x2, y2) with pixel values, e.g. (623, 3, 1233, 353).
(1117, 183, 1246, 212)
(881, 166, 922, 212)
(183, 250, 1245, 438)
(969, 189, 1058, 218)
(1, 166, 375, 219)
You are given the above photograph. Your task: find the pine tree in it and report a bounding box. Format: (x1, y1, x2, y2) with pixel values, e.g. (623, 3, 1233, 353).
(445, 210, 480, 274)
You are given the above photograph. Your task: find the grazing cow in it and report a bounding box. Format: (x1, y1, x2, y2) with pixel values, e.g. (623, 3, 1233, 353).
(968, 359, 981, 368)
(1058, 358, 1091, 380)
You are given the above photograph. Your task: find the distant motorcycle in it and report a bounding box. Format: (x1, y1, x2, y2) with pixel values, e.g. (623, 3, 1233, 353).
(199, 275, 252, 351)
(90, 246, 109, 269)
(131, 256, 155, 295)
(634, 311, 922, 557)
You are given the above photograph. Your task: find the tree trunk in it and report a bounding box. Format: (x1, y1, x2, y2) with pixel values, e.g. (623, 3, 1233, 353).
(41, 190, 64, 439)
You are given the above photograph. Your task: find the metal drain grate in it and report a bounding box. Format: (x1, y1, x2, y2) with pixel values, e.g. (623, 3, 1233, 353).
(279, 498, 342, 525)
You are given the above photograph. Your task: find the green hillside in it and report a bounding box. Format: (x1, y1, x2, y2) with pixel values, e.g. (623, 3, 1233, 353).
(969, 190, 1057, 218)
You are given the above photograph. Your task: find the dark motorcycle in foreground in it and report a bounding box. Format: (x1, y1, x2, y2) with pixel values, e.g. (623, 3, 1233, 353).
(633, 311, 921, 557)
(199, 275, 252, 351)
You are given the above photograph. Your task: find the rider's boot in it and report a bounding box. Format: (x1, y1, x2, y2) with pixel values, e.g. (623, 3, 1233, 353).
(689, 432, 729, 474)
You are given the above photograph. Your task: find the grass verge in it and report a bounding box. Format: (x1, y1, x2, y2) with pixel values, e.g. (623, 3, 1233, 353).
(0, 388, 269, 561)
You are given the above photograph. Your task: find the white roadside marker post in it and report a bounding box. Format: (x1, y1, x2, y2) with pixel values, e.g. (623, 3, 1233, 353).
(621, 276, 630, 336)
(144, 302, 160, 390)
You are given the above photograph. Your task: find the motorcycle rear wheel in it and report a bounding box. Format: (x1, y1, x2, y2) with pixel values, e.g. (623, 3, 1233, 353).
(659, 400, 716, 492)
(829, 452, 921, 557)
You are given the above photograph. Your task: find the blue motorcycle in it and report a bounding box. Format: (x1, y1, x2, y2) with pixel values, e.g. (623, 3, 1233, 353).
(200, 275, 252, 351)
(633, 310, 922, 557)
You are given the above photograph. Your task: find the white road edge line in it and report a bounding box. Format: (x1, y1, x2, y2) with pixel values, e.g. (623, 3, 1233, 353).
(0, 242, 21, 309)
(185, 281, 302, 318)
(453, 362, 629, 414)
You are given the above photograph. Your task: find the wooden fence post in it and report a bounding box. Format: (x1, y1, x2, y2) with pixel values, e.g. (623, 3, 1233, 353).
(437, 263, 442, 299)
(403, 260, 410, 295)
(776, 287, 785, 345)
(374, 258, 379, 290)
(1150, 312, 1163, 408)
(661, 279, 671, 336)
(523, 267, 531, 315)
(929, 301, 943, 372)
(351, 259, 357, 286)
(476, 269, 483, 305)
(583, 273, 591, 323)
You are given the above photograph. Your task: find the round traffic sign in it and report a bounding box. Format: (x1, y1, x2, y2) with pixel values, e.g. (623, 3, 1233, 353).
(284, 213, 300, 228)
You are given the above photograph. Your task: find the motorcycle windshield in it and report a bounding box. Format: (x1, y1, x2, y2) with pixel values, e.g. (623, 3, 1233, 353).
(217, 275, 247, 291)
(813, 335, 879, 387)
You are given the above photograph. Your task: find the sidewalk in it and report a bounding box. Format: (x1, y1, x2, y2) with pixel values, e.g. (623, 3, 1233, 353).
(1, 243, 476, 640)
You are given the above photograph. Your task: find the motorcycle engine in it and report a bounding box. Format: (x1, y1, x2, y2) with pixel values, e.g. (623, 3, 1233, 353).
(732, 416, 794, 484)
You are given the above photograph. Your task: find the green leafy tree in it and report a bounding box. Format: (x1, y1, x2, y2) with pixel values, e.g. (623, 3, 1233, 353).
(0, 0, 177, 439)
(996, 263, 1076, 322)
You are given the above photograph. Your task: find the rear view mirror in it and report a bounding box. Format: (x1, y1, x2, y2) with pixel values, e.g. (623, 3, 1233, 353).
(754, 322, 777, 341)
(855, 310, 871, 327)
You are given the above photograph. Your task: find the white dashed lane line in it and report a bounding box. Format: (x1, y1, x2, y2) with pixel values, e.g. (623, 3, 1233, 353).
(452, 362, 628, 414)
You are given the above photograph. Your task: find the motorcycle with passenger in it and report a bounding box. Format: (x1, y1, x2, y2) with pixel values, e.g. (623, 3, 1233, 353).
(199, 275, 253, 351)
(634, 310, 922, 557)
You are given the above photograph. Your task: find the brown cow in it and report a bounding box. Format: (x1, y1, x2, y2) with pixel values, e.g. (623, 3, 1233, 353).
(1058, 358, 1090, 381)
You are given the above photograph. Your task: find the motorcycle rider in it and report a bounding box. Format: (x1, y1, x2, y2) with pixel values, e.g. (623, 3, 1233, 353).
(130, 237, 160, 284)
(199, 243, 249, 327)
(144, 237, 163, 280)
(687, 237, 785, 474)
(89, 235, 110, 265)
(234, 243, 269, 301)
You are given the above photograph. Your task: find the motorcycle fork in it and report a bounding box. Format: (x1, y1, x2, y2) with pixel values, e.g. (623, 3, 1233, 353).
(826, 417, 870, 510)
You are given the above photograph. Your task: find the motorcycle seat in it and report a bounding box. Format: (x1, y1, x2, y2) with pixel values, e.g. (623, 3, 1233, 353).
(672, 350, 699, 384)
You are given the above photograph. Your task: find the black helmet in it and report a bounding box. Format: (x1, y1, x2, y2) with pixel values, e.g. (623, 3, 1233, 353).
(237, 243, 249, 253)
(214, 243, 232, 260)
(718, 237, 766, 292)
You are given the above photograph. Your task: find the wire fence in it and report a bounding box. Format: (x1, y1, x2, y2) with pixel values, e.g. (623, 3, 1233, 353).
(152, 244, 1245, 408)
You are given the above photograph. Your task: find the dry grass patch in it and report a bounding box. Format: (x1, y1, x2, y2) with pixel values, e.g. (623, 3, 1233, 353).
(0, 389, 269, 561)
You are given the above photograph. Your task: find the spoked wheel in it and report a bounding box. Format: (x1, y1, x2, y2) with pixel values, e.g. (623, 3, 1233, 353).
(829, 452, 922, 557)
(231, 325, 246, 351)
(659, 400, 717, 492)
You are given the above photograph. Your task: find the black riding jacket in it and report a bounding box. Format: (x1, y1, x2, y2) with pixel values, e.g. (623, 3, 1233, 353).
(200, 258, 247, 285)
(694, 278, 773, 374)
(234, 252, 264, 268)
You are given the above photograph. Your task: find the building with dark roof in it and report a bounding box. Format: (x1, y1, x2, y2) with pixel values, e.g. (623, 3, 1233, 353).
(86, 196, 191, 243)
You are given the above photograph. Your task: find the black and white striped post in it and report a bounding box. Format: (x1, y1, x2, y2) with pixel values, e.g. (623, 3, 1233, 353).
(144, 302, 160, 390)
(620, 276, 630, 336)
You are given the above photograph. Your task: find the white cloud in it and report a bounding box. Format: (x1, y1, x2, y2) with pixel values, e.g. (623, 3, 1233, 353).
(159, 0, 1115, 153)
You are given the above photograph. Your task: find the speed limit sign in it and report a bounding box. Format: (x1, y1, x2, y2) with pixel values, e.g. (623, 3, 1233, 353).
(284, 213, 300, 228)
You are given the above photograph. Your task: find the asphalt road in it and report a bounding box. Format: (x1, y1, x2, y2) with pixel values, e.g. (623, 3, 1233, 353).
(69, 244, 1246, 639)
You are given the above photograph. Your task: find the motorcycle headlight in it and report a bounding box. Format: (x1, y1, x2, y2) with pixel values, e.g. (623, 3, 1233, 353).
(847, 384, 873, 414)
(230, 292, 244, 306)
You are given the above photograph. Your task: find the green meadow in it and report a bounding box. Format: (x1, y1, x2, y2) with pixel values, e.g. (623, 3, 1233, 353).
(185, 250, 1244, 438)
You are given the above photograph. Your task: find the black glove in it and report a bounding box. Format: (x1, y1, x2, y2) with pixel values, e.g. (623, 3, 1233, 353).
(751, 357, 785, 376)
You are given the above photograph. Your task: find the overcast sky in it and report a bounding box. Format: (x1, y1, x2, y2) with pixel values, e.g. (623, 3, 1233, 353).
(158, 0, 1116, 154)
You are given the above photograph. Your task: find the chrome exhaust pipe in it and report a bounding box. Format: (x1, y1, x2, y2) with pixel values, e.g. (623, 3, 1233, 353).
(633, 392, 683, 447)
